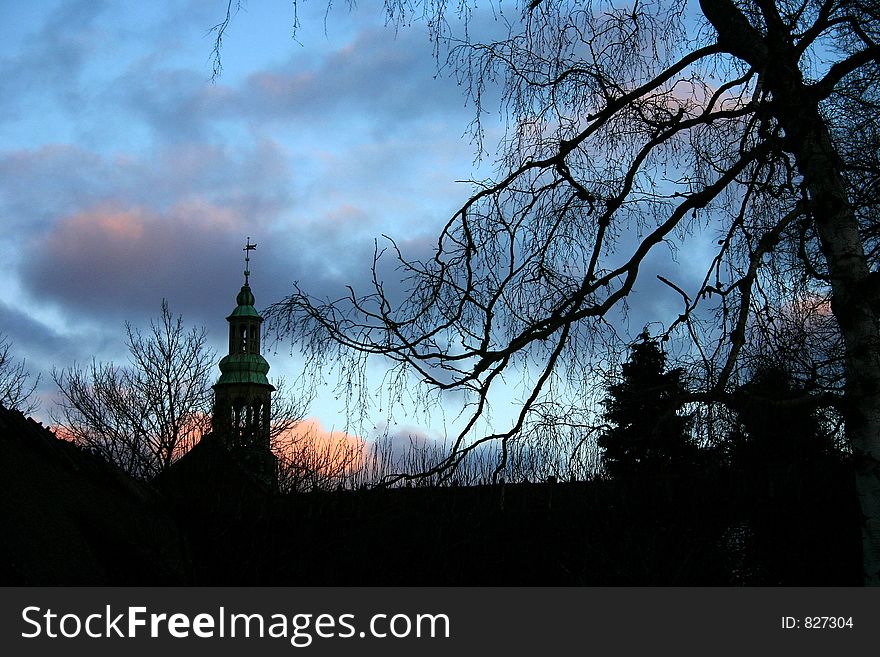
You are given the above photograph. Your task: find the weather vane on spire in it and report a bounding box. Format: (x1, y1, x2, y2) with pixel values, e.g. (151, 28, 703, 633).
(243, 236, 257, 285)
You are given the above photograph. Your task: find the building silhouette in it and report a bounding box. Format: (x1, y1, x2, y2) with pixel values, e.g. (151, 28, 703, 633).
(210, 239, 277, 487)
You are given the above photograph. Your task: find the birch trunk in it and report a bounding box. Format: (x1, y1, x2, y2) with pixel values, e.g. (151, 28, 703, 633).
(701, 0, 880, 584)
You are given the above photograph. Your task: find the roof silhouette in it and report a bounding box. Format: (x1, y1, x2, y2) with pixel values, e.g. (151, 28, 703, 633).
(0, 404, 189, 584)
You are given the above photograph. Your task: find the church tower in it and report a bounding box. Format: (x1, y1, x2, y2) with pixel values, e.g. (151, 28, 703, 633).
(211, 238, 277, 487)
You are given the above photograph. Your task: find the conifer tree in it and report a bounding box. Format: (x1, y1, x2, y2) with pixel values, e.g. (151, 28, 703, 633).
(599, 333, 695, 478)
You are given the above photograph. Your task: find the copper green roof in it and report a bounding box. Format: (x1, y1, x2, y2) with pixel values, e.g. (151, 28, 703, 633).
(214, 353, 275, 389)
(227, 284, 262, 320)
(237, 284, 255, 306)
(215, 281, 273, 388)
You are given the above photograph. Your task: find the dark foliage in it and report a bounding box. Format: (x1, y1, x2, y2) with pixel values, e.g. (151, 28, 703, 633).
(720, 364, 853, 584)
(1, 402, 861, 585)
(153, 466, 859, 586)
(729, 365, 841, 469)
(598, 333, 696, 477)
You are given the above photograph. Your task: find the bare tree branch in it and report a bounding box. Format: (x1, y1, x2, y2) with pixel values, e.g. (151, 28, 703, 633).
(0, 334, 40, 415)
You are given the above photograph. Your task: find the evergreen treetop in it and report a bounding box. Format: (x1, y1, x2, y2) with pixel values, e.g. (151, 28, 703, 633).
(599, 333, 695, 478)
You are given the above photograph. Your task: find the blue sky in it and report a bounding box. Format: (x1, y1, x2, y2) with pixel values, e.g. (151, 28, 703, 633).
(0, 0, 506, 435)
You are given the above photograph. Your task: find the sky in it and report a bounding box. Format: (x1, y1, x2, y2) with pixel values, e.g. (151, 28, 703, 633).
(0, 0, 508, 437)
(1, 0, 723, 454)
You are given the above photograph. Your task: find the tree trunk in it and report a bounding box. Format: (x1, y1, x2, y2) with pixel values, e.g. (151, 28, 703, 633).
(701, 0, 880, 584)
(787, 115, 880, 586)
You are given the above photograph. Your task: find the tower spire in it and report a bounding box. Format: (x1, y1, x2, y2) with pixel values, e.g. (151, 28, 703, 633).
(212, 236, 276, 488)
(243, 236, 257, 285)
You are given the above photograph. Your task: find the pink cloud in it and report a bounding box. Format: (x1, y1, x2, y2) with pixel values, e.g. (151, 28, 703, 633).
(20, 200, 254, 321)
(273, 417, 366, 491)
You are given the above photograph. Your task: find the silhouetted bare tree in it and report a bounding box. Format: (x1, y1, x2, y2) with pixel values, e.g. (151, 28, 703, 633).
(217, 1, 880, 581)
(0, 333, 40, 415)
(54, 302, 309, 480)
(53, 301, 215, 479)
(274, 423, 362, 492)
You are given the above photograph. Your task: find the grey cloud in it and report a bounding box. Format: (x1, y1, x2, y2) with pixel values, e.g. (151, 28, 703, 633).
(20, 205, 238, 322)
(238, 27, 469, 124)
(11, 151, 292, 326)
(0, 300, 90, 414)
(14, 199, 404, 342)
(0, 138, 293, 238)
(0, 145, 108, 233)
(109, 23, 473, 144)
(0, 301, 73, 363)
(108, 64, 225, 142)
(0, 0, 107, 116)
(2, 136, 455, 343)
(367, 421, 441, 464)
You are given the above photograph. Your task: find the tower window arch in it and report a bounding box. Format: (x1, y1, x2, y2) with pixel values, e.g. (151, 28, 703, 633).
(239, 324, 248, 352)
